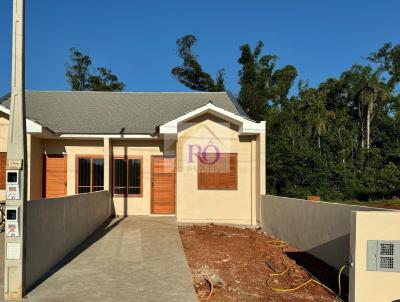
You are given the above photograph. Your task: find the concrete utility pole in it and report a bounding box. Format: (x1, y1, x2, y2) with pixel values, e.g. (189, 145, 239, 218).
(4, 0, 27, 300)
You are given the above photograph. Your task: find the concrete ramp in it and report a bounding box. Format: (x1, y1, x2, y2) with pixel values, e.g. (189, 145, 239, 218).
(18, 216, 197, 302)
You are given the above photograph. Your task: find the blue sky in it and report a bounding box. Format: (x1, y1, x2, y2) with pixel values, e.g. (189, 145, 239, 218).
(0, 0, 399, 97)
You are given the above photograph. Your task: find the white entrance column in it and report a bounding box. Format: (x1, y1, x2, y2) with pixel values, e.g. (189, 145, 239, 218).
(104, 138, 112, 214)
(4, 0, 27, 300)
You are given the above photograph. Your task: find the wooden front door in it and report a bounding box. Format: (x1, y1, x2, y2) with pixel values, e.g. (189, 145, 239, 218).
(151, 156, 176, 214)
(43, 154, 67, 198)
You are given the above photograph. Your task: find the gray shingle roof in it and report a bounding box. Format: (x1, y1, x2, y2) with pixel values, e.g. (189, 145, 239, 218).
(0, 91, 247, 135)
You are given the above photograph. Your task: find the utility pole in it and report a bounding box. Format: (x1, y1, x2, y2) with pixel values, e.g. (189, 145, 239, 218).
(4, 0, 27, 300)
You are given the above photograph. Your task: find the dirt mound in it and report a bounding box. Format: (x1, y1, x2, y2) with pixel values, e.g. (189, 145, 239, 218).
(179, 225, 341, 302)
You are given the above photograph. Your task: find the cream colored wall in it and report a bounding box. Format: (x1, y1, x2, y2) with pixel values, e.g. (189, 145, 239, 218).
(31, 138, 166, 215)
(112, 140, 165, 216)
(176, 115, 256, 225)
(0, 113, 44, 200)
(0, 113, 8, 200)
(42, 139, 104, 196)
(0, 110, 265, 221)
(256, 133, 265, 223)
(350, 211, 400, 302)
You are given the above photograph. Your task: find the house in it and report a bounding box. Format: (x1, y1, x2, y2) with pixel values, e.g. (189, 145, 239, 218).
(0, 91, 265, 225)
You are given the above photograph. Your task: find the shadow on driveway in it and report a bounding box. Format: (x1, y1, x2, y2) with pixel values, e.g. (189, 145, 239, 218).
(1, 216, 197, 302)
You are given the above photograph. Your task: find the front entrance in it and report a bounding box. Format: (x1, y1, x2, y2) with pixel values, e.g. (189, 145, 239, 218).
(151, 156, 176, 214)
(43, 154, 67, 198)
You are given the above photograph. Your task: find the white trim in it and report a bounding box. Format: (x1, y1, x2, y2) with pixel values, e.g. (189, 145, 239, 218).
(159, 102, 265, 135)
(59, 134, 156, 139)
(0, 105, 43, 133)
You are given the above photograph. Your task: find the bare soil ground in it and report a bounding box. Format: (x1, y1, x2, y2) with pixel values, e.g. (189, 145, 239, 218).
(179, 224, 342, 302)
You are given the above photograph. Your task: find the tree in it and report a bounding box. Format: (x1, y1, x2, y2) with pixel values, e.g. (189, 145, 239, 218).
(88, 67, 125, 91)
(65, 48, 92, 91)
(368, 42, 400, 92)
(301, 88, 328, 149)
(170, 37, 400, 201)
(237, 41, 297, 121)
(66, 48, 125, 91)
(171, 35, 225, 92)
(341, 65, 391, 149)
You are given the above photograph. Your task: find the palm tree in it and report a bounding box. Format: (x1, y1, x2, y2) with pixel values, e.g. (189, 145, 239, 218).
(301, 89, 328, 149)
(342, 65, 391, 149)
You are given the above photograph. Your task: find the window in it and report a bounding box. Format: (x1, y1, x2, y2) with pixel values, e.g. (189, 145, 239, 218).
(113, 157, 142, 196)
(76, 156, 104, 193)
(0, 153, 6, 190)
(198, 153, 237, 190)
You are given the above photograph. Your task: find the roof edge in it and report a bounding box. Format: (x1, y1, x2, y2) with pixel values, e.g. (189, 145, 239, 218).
(159, 102, 265, 136)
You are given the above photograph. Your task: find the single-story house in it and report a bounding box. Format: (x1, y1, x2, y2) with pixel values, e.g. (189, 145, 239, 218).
(0, 91, 265, 225)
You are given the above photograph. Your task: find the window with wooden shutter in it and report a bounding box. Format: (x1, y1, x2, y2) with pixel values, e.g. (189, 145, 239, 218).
(0, 153, 6, 190)
(198, 153, 237, 190)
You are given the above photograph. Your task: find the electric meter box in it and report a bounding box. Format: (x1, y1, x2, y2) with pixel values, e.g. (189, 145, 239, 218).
(5, 206, 20, 237)
(6, 170, 21, 200)
(367, 240, 400, 272)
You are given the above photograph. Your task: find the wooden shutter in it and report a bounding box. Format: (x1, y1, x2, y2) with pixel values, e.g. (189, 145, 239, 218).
(198, 153, 237, 190)
(0, 153, 6, 190)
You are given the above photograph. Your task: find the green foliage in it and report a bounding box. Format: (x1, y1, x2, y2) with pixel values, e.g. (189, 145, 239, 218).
(368, 42, 400, 91)
(88, 67, 125, 91)
(171, 35, 225, 92)
(266, 55, 400, 201)
(237, 41, 297, 121)
(170, 36, 400, 201)
(66, 48, 125, 91)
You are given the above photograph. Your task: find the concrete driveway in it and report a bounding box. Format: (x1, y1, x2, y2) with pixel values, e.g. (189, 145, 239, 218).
(0, 217, 198, 302)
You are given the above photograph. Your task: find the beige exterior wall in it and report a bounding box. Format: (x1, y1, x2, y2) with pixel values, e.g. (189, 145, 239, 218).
(42, 139, 104, 196)
(176, 115, 258, 225)
(350, 211, 400, 302)
(0, 111, 265, 222)
(112, 140, 165, 215)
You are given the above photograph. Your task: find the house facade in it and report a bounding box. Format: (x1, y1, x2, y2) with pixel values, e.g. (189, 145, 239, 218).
(0, 91, 265, 225)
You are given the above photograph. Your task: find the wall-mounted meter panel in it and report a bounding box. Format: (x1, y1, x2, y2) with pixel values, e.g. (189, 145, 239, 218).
(6, 170, 21, 200)
(5, 206, 20, 237)
(367, 240, 400, 272)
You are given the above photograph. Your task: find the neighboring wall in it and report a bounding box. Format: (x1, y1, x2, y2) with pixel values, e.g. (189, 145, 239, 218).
(25, 190, 111, 289)
(261, 195, 388, 270)
(350, 211, 400, 302)
(0, 113, 8, 200)
(0, 112, 43, 200)
(176, 115, 261, 225)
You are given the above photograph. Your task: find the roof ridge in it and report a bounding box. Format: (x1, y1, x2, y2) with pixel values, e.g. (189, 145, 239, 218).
(25, 90, 228, 94)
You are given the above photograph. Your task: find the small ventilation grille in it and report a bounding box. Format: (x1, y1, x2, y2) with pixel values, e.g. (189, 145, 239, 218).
(367, 240, 400, 272)
(380, 243, 394, 256)
(380, 256, 394, 269)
